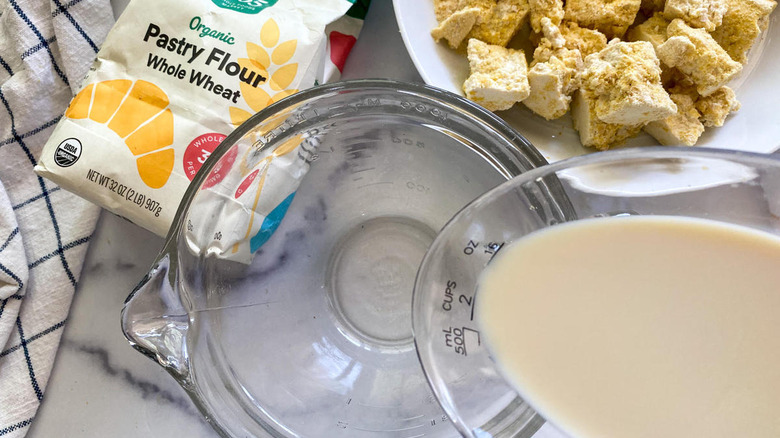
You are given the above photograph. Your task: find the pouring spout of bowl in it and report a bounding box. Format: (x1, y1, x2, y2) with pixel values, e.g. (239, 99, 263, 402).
(121, 252, 190, 381)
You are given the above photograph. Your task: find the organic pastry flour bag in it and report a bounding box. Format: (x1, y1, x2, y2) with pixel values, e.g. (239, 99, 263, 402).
(35, 0, 367, 256)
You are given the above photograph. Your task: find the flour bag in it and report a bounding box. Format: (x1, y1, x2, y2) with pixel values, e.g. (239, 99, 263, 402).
(35, 0, 368, 250)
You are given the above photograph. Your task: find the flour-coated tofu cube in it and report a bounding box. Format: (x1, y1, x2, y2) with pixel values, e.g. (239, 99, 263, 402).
(627, 12, 671, 49)
(560, 21, 608, 57)
(524, 56, 578, 119)
(533, 18, 585, 71)
(644, 93, 706, 145)
(571, 89, 643, 149)
(695, 85, 741, 126)
(711, 0, 776, 64)
(469, 0, 530, 46)
(581, 41, 677, 125)
(529, 0, 565, 32)
(538, 16, 567, 50)
(663, 0, 728, 31)
(564, 0, 642, 38)
(458, 0, 498, 22)
(656, 19, 742, 96)
(431, 7, 483, 49)
(434, 0, 462, 22)
(463, 39, 531, 111)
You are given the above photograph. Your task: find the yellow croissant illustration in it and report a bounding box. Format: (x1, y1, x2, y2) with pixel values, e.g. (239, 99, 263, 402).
(66, 79, 175, 189)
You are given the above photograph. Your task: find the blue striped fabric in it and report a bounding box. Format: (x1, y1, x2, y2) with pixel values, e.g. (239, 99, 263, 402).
(6, 0, 71, 87)
(0, 0, 114, 437)
(49, 0, 99, 52)
(0, 56, 11, 76)
(19, 37, 57, 62)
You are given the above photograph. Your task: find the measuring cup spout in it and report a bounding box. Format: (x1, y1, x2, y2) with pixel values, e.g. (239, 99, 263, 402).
(121, 252, 190, 381)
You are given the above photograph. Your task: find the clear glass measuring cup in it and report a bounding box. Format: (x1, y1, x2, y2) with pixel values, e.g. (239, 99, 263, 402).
(121, 79, 549, 437)
(412, 147, 780, 438)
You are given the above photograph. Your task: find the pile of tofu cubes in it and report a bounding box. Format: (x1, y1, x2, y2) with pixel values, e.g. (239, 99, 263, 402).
(431, 0, 776, 149)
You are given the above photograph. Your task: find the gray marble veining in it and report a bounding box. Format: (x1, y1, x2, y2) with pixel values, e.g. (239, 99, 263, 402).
(63, 339, 198, 415)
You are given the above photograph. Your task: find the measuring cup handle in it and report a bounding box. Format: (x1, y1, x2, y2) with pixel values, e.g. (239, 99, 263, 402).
(121, 252, 190, 381)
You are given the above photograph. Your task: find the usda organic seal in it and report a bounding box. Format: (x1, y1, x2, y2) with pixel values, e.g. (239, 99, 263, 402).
(54, 138, 82, 167)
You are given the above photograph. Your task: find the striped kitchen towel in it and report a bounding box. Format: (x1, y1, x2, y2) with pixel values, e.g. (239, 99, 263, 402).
(0, 0, 113, 436)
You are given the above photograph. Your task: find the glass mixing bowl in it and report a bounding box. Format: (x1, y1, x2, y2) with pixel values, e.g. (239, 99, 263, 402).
(121, 79, 549, 437)
(412, 147, 780, 438)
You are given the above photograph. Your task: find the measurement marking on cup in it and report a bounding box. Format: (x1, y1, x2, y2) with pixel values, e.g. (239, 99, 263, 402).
(443, 326, 481, 356)
(351, 167, 375, 174)
(464, 240, 504, 256)
(441, 280, 456, 311)
(358, 181, 394, 189)
(406, 181, 430, 193)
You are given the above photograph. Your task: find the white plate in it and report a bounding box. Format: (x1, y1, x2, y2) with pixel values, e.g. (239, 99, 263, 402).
(393, 0, 780, 163)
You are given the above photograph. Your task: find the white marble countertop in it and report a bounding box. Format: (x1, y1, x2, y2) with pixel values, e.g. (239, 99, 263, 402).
(26, 1, 425, 436)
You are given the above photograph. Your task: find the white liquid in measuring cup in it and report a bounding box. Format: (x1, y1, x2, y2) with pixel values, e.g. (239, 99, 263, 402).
(476, 215, 780, 438)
